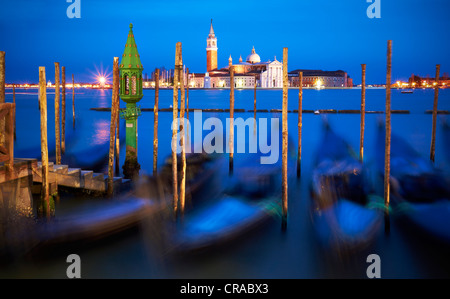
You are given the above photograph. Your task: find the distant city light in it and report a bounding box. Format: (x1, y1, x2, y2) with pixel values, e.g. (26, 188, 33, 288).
(90, 64, 112, 87)
(315, 79, 322, 88)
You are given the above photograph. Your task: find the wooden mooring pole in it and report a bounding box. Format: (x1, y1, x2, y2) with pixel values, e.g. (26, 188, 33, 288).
(430, 64, 440, 163)
(179, 51, 186, 218)
(172, 42, 181, 218)
(54, 62, 61, 165)
(282, 47, 289, 230)
(153, 68, 159, 176)
(13, 84, 16, 140)
(0, 52, 4, 105)
(72, 74, 75, 129)
(360, 64, 366, 162)
(115, 103, 120, 176)
(186, 67, 190, 120)
(61, 66, 66, 154)
(253, 76, 257, 137)
(229, 66, 235, 175)
(384, 40, 392, 234)
(39, 67, 50, 218)
(108, 58, 119, 196)
(186, 68, 190, 148)
(0, 52, 4, 145)
(254, 75, 257, 114)
(297, 71, 303, 178)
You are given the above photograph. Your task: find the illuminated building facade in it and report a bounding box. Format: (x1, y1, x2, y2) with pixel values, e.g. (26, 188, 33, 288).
(198, 19, 284, 89)
(409, 73, 450, 88)
(288, 69, 352, 88)
(188, 20, 352, 89)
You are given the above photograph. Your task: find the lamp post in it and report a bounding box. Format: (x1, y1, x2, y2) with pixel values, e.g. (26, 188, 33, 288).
(119, 23, 143, 179)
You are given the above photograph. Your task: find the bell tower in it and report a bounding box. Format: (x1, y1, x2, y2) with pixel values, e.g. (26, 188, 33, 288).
(206, 19, 218, 72)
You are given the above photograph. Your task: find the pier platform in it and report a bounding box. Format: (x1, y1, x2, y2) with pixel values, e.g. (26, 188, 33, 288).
(0, 159, 37, 213)
(32, 161, 130, 194)
(1, 158, 131, 213)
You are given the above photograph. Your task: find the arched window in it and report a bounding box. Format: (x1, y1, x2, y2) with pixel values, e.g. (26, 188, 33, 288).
(125, 74, 129, 95)
(131, 75, 137, 95)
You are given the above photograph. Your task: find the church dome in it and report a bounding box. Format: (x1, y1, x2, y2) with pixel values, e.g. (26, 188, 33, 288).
(246, 46, 261, 64)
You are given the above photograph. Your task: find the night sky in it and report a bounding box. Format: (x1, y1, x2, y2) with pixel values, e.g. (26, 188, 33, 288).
(0, 0, 449, 84)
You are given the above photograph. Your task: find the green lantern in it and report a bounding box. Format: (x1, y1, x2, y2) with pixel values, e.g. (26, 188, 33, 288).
(119, 23, 143, 179)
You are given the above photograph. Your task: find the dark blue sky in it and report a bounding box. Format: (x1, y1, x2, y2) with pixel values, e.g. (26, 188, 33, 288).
(0, 0, 449, 84)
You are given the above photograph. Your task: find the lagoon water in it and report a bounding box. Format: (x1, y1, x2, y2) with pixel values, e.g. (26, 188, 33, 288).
(2, 87, 450, 278)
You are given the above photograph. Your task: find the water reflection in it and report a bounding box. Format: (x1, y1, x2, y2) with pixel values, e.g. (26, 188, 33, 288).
(92, 119, 110, 146)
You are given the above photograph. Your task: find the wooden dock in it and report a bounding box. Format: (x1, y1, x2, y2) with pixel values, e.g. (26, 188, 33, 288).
(0, 158, 36, 183)
(32, 161, 130, 194)
(1, 158, 130, 202)
(0, 159, 37, 213)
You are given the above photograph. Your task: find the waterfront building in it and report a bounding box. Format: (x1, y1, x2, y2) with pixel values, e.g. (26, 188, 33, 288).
(409, 73, 450, 88)
(189, 73, 205, 88)
(288, 69, 352, 88)
(190, 20, 352, 89)
(209, 73, 256, 88)
(204, 73, 211, 88)
(259, 58, 283, 88)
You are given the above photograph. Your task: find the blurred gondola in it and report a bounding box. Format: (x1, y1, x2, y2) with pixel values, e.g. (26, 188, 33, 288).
(310, 120, 383, 252)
